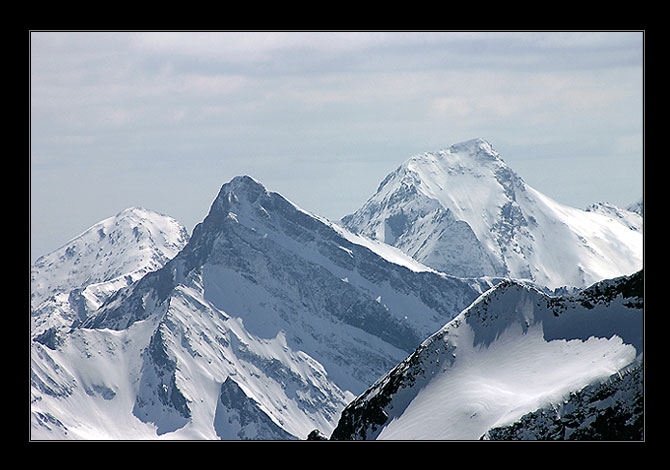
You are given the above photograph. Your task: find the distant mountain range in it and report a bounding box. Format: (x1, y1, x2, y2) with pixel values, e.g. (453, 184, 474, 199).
(30, 139, 643, 440)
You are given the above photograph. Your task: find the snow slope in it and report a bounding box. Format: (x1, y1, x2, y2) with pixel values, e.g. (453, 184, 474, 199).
(31, 207, 189, 337)
(331, 270, 643, 440)
(341, 138, 643, 289)
(32, 176, 495, 440)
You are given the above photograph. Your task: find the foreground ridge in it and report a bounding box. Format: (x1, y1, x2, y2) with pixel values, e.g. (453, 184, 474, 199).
(330, 270, 643, 440)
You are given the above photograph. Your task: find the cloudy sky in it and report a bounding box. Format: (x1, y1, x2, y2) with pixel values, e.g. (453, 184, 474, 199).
(30, 31, 644, 262)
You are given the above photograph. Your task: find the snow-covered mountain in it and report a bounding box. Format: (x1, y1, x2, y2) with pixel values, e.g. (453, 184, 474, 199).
(330, 270, 643, 440)
(341, 138, 643, 289)
(31, 207, 189, 338)
(31, 176, 496, 440)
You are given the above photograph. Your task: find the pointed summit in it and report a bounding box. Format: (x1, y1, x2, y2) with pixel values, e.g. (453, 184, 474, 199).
(208, 175, 268, 216)
(218, 175, 268, 199)
(188, 174, 309, 257)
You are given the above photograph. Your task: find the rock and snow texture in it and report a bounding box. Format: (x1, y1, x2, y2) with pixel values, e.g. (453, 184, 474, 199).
(627, 199, 643, 217)
(330, 270, 643, 440)
(31, 176, 494, 440)
(483, 362, 643, 440)
(31, 208, 189, 338)
(341, 138, 643, 290)
(585, 201, 643, 233)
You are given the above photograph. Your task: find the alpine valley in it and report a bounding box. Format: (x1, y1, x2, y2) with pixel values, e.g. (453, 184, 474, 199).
(30, 139, 644, 440)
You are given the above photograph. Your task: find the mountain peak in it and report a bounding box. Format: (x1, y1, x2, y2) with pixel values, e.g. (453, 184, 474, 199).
(403, 138, 505, 176)
(227, 174, 266, 190)
(115, 206, 151, 217)
(214, 175, 268, 206)
(448, 137, 497, 157)
(201, 175, 269, 225)
(31, 206, 189, 331)
(342, 139, 643, 289)
(113, 206, 167, 220)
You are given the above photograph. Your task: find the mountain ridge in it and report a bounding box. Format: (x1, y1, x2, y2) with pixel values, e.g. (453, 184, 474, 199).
(31, 207, 189, 339)
(330, 270, 643, 440)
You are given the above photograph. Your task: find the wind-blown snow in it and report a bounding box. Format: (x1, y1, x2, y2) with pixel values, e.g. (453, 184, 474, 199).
(332, 273, 643, 440)
(377, 322, 635, 440)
